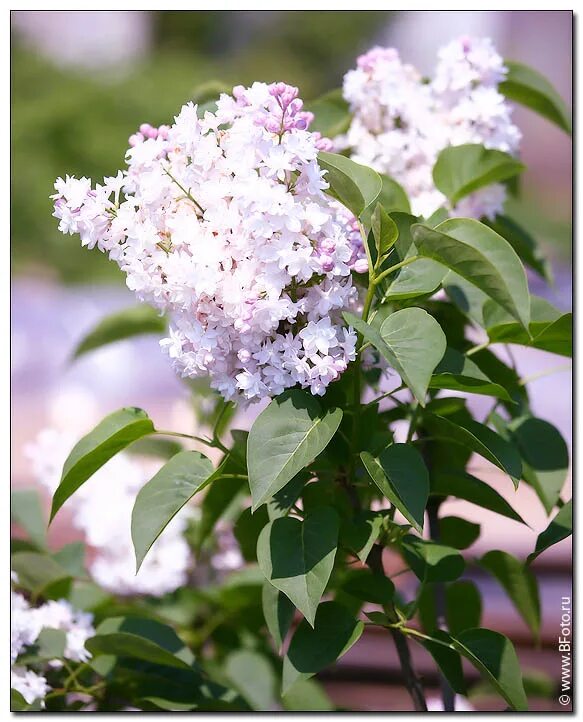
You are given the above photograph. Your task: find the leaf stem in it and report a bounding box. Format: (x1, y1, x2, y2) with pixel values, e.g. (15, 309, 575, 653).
(373, 255, 420, 286)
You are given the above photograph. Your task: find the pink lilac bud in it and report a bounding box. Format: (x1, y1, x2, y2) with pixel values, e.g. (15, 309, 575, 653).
(139, 123, 157, 138)
(129, 132, 144, 147)
(313, 132, 334, 151)
(157, 125, 170, 140)
(237, 348, 252, 364)
(320, 237, 336, 253)
(460, 35, 472, 53)
(233, 85, 249, 106)
(333, 358, 347, 374)
(319, 254, 335, 273)
(265, 118, 282, 134)
(357, 46, 399, 71)
(354, 258, 369, 274)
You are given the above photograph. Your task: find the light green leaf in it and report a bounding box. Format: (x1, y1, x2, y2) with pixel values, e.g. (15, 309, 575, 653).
(429, 347, 513, 401)
(50, 407, 154, 522)
(131, 450, 215, 571)
(423, 413, 522, 487)
(281, 678, 335, 711)
(452, 628, 528, 711)
(282, 601, 363, 694)
(479, 550, 541, 640)
(318, 151, 382, 218)
(433, 144, 524, 205)
(11, 552, 71, 600)
(508, 416, 569, 514)
(382, 259, 446, 301)
(36, 628, 67, 660)
(11, 488, 47, 549)
(247, 389, 342, 510)
(446, 580, 482, 636)
(72, 305, 166, 359)
(346, 308, 446, 404)
(224, 650, 276, 711)
(486, 215, 551, 282)
(528, 500, 572, 564)
(262, 581, 295, 651)
(307, 88, 351, 138)
(432, 470, 526, 525)
(371, 203, 398, 260)
(412, 219, 530, 330)
(361, 444, 429, 533)
(256, 506, 339, 626)
(500, 60, 571, 133)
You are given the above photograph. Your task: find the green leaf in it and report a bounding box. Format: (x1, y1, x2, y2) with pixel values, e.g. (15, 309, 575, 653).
(50, 407, 154, 522)
(318, 151, 382, 218)
(256, 506, 339, 626)
(361, 444, 429, 533)
(345, 308, 446, 405)
(508, 416, 569, 513)
(53, 542, 86, 577)
(433, 144, 525, 205)
(371, 203, 398, 259)
(11, 488, 47, 549)
(282, 601, 363, 694)
(382, 259, 446, 301)
(307, 88, 351, 138)
(36, 627, 67, 660)
(281, 678, 335, 711)
(500, 60, 571, 133)
(483, 297, 572, 357)
(431, 470, 526, 525)
(234, 506, 269, 562)
(86, 616, 196, 671)
(11, 552, 71, 600)
(340, 510, 384, 563)
(72, 305, 166, 359)
(452, 628, 528, 711)
(267, 472, 309, 520)
(446, 580, 482, 636)
(479, 550, 541, 639)
(429, 347, 512, 401)
(528, 500, 572, 564)
(131, 450, 215, 571)
(439, 516, 480, 550)
(485, 215, 551, 282)
(412, 219, 530, 330)
(247, 389, 342, 510)
(415, 630, 467, 695)
(224, 650, 276, 711)
(402, 536, 465, 582)
(262, 581, 295, 651)
(423, 413, 522, 487)
(341, 568, 395, 605)
(11, 689, 29, 711)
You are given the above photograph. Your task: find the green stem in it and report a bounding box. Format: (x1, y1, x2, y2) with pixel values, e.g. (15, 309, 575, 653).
(156, 429, 229, 454)
(466, 340, 490, 356)
(373, 255, 420, 286)
(163, 168, 205, 216)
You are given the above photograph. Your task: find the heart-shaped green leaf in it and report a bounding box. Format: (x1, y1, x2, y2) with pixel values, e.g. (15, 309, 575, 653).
(318, 151, 382, 219)
(256, 506, 339, 626)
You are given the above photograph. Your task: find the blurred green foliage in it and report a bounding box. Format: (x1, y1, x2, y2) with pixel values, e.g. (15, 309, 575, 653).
(11, 11, 387, 283)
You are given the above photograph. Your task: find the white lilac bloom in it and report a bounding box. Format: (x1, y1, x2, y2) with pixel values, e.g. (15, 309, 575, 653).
(340, 36, 521, 223)
(11, 667, 50, 706)
(26, 429, 192, 597)
(52, 82, 359, 402)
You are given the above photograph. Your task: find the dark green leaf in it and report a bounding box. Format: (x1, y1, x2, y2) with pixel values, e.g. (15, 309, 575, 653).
(452, 628, 528, 710)
(11, 488, 46, 549)
(341, 568, 394, 605)
(486, 215, 551, 282)
(500, 60, 571, 133)
(50, 407, 154, 521)
(247, 389, 342, 510)
(402, 535, 465, 582)
(262, 581, 295, 651)
(509, 416, 569, 513)
(11, 689, 29, 711)
(267, 472, 309, 520)
(446, 580, 482, 636)
(234, 506, 269, 562)
(282, 601, 363, 694)
(431, 470, 526, 525)
(361, 444, 429, 533)
(415, 629, 467, 695)
(132, 450, 215, 570)
(11, 552, 71, 599)
(423, 413, 522, 487)
(256, 506, 339, 626)
(433, 144, 524, 204)
(412, 219, 530, 330)
(439, 516, 480, 550)
(429, 347, 512, 401)
(479, 550, 540, 639)
(340, 510, 384, 563)
(318, 151, 382, 218)
(528, 500, 572, 564)
(371, 203, 398, 259)
(72, 305, 166, 359)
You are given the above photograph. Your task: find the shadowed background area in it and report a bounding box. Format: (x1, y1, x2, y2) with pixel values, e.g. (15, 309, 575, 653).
(11, 10, 572, 711)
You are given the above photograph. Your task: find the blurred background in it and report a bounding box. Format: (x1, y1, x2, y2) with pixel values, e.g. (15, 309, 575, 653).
(11, 10, 572, 711)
